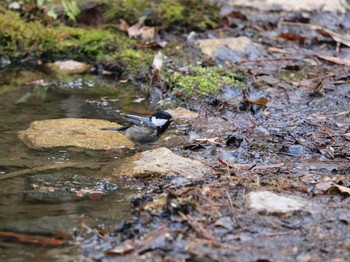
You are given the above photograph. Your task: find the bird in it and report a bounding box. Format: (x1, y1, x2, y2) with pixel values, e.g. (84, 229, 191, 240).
(101, 110, 173, 147)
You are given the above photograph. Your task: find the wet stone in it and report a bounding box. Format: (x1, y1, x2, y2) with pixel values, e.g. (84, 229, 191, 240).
(23, 174, 118, 203)
(113, 147, 209, 180)
(18, 118, 134, 150)
(46, 60, 93, 74)
(246, 191, 312, 216)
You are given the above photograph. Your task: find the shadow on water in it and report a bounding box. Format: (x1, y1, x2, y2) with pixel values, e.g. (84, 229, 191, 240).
(0, 66, 149, 260)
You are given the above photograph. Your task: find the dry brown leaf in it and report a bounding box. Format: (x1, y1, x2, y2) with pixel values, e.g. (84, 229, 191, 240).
(315, 54, 350, 67)
(334, 184, 350, 195)
(244, 97, 268, 107)
(316, 28, 350, 47)
(127, 22, 142, 38)
(119, 19, 129, 32)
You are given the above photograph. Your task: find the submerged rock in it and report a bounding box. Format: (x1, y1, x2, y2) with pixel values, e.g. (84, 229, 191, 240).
(246, 191, 312, 216)
(18, 118, 134, 150)
(46, 60, 93, 74)
(113, 147, 209, 179)
(23, 174, 118, 203)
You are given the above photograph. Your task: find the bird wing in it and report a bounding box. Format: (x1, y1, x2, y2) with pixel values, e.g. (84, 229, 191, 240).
(122, 113, 156, 129)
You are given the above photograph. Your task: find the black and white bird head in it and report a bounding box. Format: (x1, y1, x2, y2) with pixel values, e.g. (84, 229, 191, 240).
(149, 110, 173, 135)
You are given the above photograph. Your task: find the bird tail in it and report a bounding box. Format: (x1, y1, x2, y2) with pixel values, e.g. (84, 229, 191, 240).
(101, 124, 132, 132)
(100, 127, 122, 131)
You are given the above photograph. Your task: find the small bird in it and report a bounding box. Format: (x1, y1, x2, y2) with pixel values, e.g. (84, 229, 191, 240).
(102, 110, 173, 146)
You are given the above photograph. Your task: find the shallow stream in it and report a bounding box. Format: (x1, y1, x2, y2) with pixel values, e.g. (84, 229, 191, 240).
(0, 66, 149, 260)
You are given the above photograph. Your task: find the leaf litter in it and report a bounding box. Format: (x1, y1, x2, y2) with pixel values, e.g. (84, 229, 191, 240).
(74, 2, 350, 261)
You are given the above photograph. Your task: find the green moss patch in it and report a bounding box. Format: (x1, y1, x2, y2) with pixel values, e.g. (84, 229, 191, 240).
(104, 0, 220, 31)
(168, 66, 245, 98)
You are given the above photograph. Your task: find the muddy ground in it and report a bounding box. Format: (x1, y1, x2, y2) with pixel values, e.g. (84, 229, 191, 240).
(1, 1, 350, 261)
(78, 4, 350, 262)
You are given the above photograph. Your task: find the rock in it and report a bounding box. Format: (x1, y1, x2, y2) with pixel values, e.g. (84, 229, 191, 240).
(18, 118, 134, 150)
(23, 174, 118, 203)
(113, 147, 209, 179)
(46, 60, 93, 74)
(246, 191, 312, 216)
(195, 36, 264, 63)
(166, 107, 198, 121)
(229, 0, 348, 13)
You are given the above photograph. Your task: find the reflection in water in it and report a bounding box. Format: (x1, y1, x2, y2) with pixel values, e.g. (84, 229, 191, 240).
(0, 69, 147, 260)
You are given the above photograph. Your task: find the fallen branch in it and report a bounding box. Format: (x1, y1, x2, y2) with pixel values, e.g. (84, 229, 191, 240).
(0, 162, 105, 181)
(0, 231, 65, 246)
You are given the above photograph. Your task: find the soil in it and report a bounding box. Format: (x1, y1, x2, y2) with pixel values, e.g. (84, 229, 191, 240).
(79, 6, 350, 261)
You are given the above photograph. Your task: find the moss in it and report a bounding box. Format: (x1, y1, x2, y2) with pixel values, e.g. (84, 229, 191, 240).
(107, 47, 153, 76)
(0, 6, 133, 62)
(104, 0, 220, 31)
(168, 66, 245, 98)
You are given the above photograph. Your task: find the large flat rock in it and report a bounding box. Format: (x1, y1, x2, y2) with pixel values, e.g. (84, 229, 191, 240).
(18, 118, 134, 150)
(113, 147, 209, 179)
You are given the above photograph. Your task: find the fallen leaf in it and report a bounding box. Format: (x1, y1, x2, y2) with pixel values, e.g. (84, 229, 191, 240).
(0, 231, 65, 246)
(316, 28, 350, 47)
(127, 22, 142, 38)
(334, 184, 350, 195)
(314, 55, 350, 67)
(107, 240, 135, 254)
(244, 97, 268, 107)
(119, 19, 129, 32)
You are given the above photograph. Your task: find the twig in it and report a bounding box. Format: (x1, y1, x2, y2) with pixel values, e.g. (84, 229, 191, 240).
(0, 162, 105, 181)
(239, 57, 298, 63)
(178, 211, 214, 240)
(194, 137, 222, 145)
(256, 230, 296, 238)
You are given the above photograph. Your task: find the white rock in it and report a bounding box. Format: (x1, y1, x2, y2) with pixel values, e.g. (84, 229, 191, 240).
(46, 60, 93, 74)
(246, 191, 312, 215)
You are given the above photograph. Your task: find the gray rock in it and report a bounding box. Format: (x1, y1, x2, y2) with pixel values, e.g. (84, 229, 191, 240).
(113, 147, 209, 179)
(23, 174, 118, 203)
(18, 118, 134, 150)
(246, 191, 312, 216)
(195, 37, 265, 64)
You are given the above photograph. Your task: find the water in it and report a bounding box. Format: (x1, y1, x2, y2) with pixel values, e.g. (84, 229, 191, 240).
(0, 66, 148, 260)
